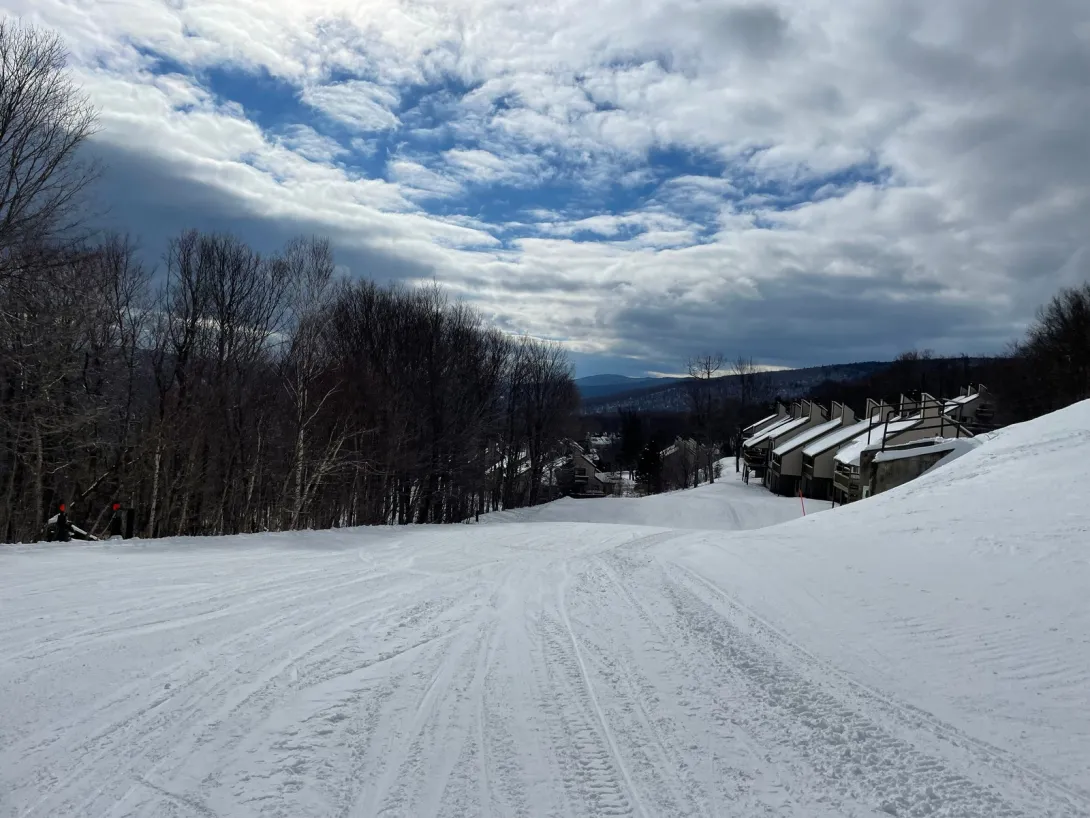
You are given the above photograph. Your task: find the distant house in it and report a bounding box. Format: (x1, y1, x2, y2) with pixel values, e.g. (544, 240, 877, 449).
(832, 392, 972, 504)
(554, 443, 615, 497)
(767, 402, 855, 496)
(743, 400, 827, 481)
(800, 398, 890, 500)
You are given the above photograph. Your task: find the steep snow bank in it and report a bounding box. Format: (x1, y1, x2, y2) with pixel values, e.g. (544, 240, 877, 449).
(674, 400, 1090, 792)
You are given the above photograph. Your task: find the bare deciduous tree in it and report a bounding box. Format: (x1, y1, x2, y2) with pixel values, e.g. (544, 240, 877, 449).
(686, 353, 723, 483)
(0, 21, 97, 274)
(277, 236, 340, 529)
(730, 355, 770, 471)
(1023, 282, 1090, 408)
(731, 355, 762, 410)
(0, 19, 584, 543)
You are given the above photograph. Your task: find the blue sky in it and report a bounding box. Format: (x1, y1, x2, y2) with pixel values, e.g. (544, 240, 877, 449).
(11, 0, 1090, 376)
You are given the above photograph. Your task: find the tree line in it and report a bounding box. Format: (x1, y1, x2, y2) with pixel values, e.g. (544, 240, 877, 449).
(0, 20, 578, 542)
(806, 292, 1090, 430)
(582, 356, 770, 496)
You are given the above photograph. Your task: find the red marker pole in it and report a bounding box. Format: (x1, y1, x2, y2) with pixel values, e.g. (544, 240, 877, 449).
(57, 503, 70, 542)
(109, 503, 123, 539)
(798, 488, 806, 516)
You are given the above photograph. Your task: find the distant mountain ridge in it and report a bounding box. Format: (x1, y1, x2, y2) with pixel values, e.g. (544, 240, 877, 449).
(575, 374, 638, 387)
(579, 361, 891, 414)
(574, 374, 685, 400)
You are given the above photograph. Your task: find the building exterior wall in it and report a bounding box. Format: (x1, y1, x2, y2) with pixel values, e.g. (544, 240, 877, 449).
(777, 447, 806, 479)
(804, 473, 834, 501)
(768, 469, 802, 497)
(769, 447, 807, 495)
(748, 405, 826, 482)
(559, 451, 615, 496)
(808, 448, 839, 482)
(869, 450, 949, 495)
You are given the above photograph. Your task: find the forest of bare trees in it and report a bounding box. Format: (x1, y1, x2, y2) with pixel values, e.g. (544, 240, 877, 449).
(0, 20, 579, 542)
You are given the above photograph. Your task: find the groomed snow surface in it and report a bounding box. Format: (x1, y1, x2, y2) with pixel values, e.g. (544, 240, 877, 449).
(3, 404, 1090, 817)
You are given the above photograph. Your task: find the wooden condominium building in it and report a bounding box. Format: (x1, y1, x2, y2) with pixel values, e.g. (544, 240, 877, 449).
(767, 402, 856, 496)
(740, 403, 791, 441)
(943, 384, 996, 433)
(832, 392, 972, 504)
(554, 444, 615, 497)
(742, 400, 827, 481)
(799, 398, 889, 501)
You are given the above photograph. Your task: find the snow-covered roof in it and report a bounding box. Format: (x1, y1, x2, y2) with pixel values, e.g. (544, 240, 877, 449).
(773, 417, 844, 457)
(833, 415, 922, 466)
(744, 415, 811, 449)
(944, 393, 980, 413)
(740, 415, 793, 447)
(803, 418, 878, 457)
(743, 412, 778, 433)
(872, 437, 979, 464)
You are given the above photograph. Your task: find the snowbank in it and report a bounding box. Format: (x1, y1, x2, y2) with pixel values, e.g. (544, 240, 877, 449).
(675, 399, 1090, 792)
(871, 435, 980, 469)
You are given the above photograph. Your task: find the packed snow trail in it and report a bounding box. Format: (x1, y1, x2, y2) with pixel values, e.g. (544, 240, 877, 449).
(476, 469, 805, 530)
(3, 405, 1090, 817)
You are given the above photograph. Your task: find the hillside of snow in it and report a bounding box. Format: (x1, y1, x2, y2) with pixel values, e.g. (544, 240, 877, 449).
(479, 467, 815, 530)
(673, 400, 1090, 803)
(2, 402, 1088, 817)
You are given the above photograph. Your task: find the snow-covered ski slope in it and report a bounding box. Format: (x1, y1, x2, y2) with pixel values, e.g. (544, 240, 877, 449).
(477, 468, 814, 530)
(2, 403, 1089, 817)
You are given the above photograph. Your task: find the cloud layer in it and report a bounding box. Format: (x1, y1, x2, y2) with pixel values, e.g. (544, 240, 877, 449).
(11, 0, 1090, 374)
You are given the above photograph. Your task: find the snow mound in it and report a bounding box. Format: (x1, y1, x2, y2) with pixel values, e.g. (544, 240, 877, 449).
(675, 399, 1090, 793)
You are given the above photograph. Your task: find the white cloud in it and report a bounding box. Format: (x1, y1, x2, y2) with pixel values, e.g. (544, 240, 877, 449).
(387, 158, 463, 199)
(301, 80, 400, 132)
(441, 148, 546, 187)
(10, 0, 1090, 370)
(276, 124, 347, 162)
(533, 211, 695, 243)
(71, 64, 495, 262)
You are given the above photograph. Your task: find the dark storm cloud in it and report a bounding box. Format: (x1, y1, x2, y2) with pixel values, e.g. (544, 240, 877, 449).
(86, 139, 438, 284)
(608, 271, 1015, 372)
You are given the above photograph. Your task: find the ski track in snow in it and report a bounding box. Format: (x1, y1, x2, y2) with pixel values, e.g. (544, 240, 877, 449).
(4, 437, 1090, 818)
